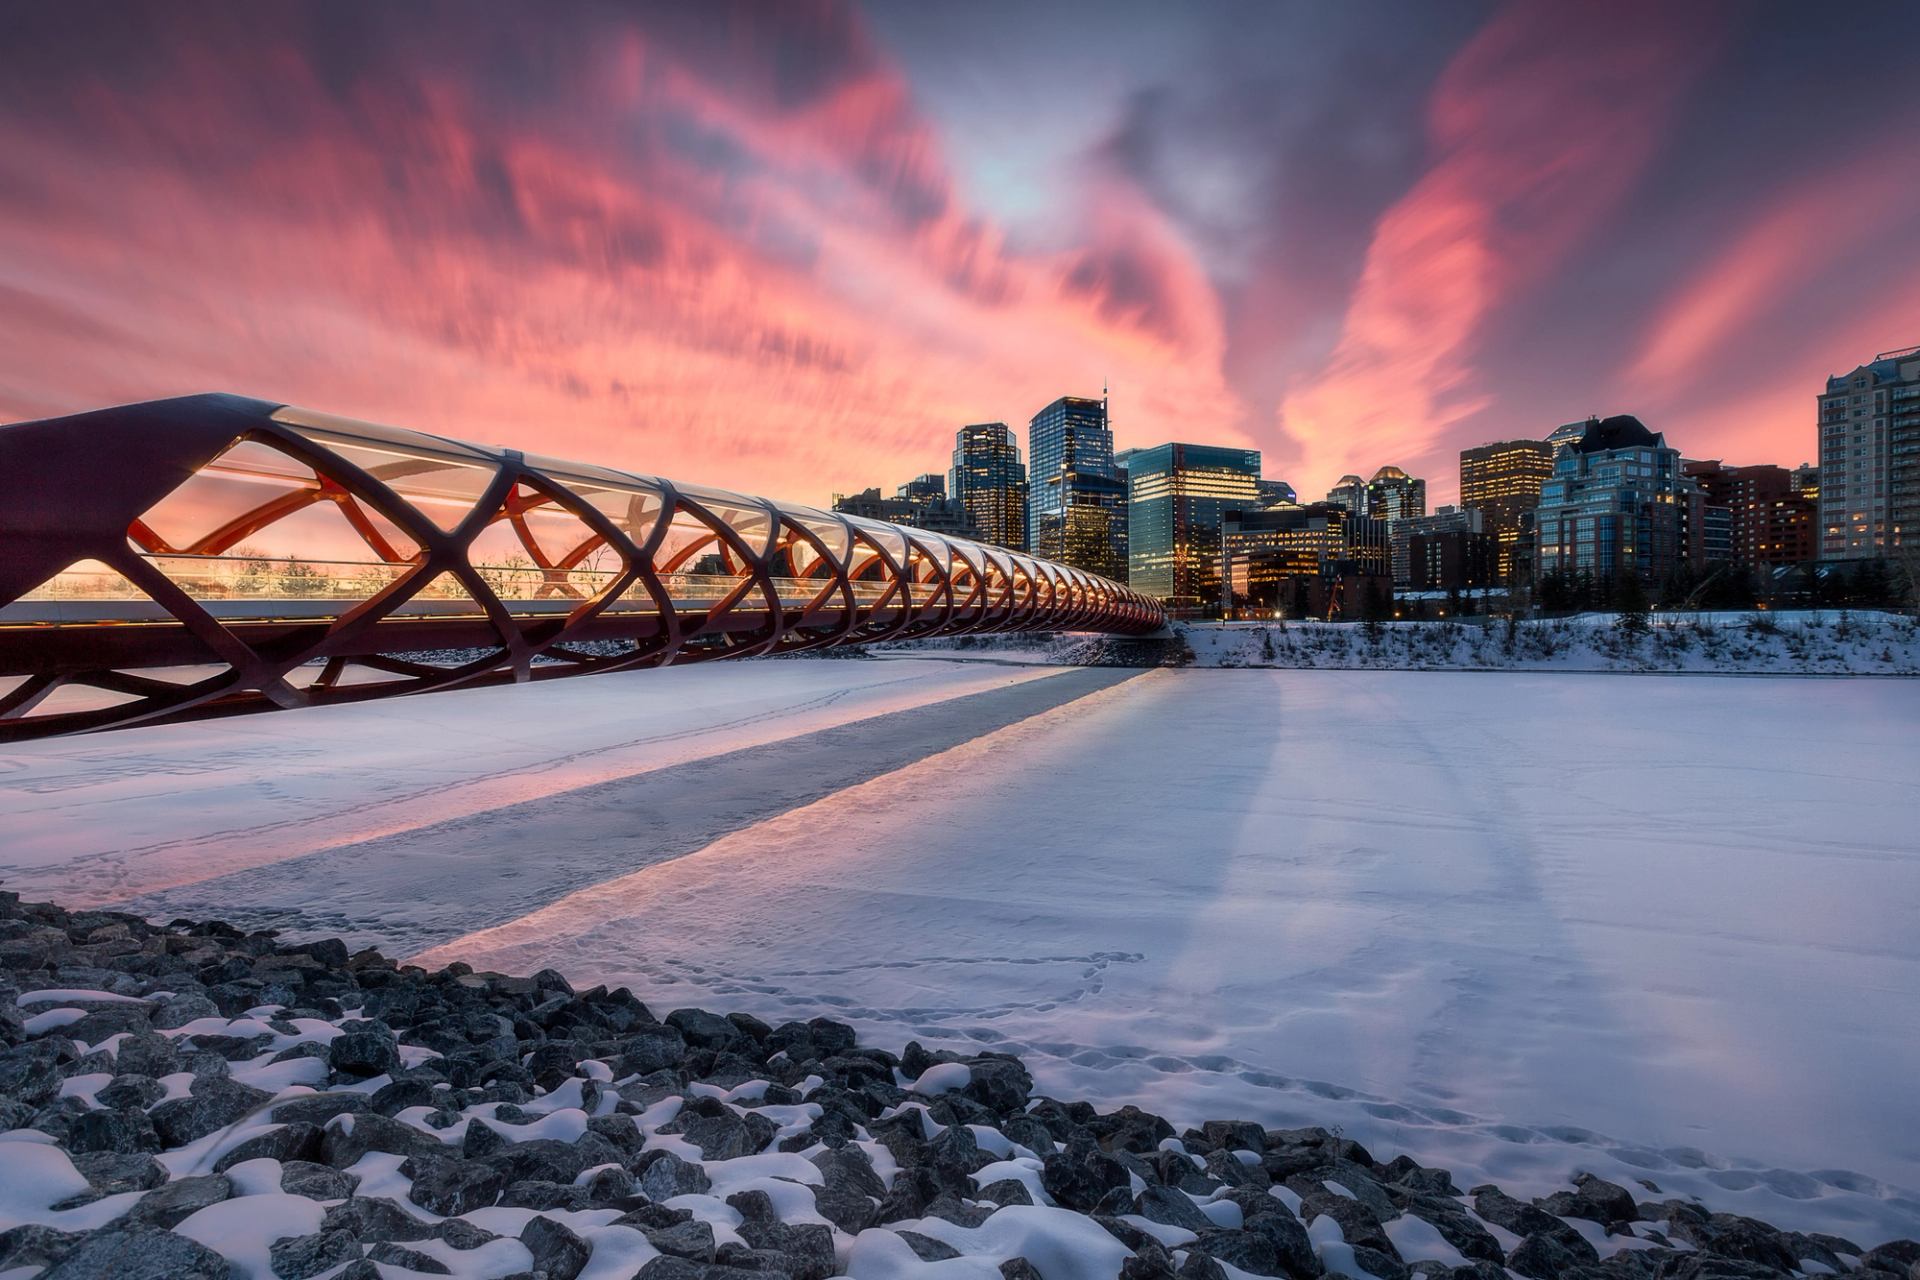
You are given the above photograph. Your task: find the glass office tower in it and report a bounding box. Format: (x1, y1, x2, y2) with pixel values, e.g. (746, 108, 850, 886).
(1126, 442, 1261, 607)
(949, 422, 1029, 551)
(1027, 396, 1126, 577)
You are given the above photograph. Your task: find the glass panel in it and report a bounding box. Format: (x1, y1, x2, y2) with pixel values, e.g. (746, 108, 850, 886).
(673, 483, 774, 557)
(464, 486, 619, 598)
(137, 440, 322, 553)
(657, 505, 742, 576)
(8, 559, 167, 625)
(916, 535, 954, 574)
(278, 415, 501, 534)
(532, 462, 667, 548)
(786, 507, 852, 568)
(847, 518, 907, 567)
(271, 406, 497, 462)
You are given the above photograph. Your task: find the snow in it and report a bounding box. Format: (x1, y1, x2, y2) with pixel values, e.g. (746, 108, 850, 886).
(1184, 610, 1920, 674)
(172, 1193, 325, 1280)
(0, 658, 1062, 907)
(14, 988, 150, 1005)
(409, 666, 1920, 1243)
(904, 1062, 973, 1096)
(6, 657, 1919, 1245)
(861, 1205, 1134, 1278)
(892, 610, 1920, 675)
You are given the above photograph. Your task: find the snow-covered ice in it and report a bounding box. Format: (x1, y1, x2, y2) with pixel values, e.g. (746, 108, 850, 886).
(4, 658, 1917, 1243)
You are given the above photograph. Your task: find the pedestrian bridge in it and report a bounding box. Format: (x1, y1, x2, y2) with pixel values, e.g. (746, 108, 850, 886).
(0, 394, 1162, 738)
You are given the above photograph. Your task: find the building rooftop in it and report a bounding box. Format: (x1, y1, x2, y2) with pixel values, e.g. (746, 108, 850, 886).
(1572, 414, 1661, 454)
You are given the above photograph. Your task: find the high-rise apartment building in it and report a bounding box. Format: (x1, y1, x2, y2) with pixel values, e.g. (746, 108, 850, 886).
(1125, 443, 1261, 607)
(1460, 438, 1555, 584)
(1389, 505, 1482, 587)
(1027, 395, 1126, 578)
(1682, 460, 1815, 568)
(1534, 415, 1704, 586)
(1817, 344, 1920, 559)
(949, 423, 1028, 551)
(1546, 420, 1590, 454)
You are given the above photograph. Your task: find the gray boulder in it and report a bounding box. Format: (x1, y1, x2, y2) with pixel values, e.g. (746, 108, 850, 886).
(67, 1107, 160, 1155)
(268, 1229, 360, 1280)
(281, 1160, 360, 1201)
(521, 1215, 591, 1280)
(148, 1077, 272, 1146)
(128, 1174, 232, 1228)
(70, 1151, 168, 1197)
(1135, 1185, 1215, 1233)
(366, 1241, 451, 1274)
(41, 1225, 229, 1280)
(407, 1156, 506, 1216)
(645, 1219, 717, 1261)
(151, 994, 221, 1030)
(328, 1029, 401, 1079)
(639, 1150, 713, 1200)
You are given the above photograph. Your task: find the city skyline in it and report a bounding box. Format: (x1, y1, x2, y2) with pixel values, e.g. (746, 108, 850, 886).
(2, 2, 1917, 510)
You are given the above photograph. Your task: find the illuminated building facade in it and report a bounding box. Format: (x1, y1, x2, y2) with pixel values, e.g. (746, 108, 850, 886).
(1817, 344, 1920, 559)
(1220, 501, 1388, 617)
(949, 422, 1028, 551)
(1535, 415, 1704, 586)
(1682, 460, 1814, 568)
(1390, 505, 1482, 587)
(1255, 478, 1297, 507)
(1325, 474, 1366, 513)
(1027, 395, 1126, 578)
(831, 486, 980, 540)
(1408, 528, 1496, 592)
(1125, 443, 1261, 608)
(1459, 438, 1555, 584)
(1364, 465, 1426, 524)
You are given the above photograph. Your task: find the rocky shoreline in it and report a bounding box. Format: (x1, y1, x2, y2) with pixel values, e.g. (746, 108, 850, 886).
(1, 894, 1913, 1280)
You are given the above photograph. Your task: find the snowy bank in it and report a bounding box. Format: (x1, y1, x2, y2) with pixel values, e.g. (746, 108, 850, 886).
(881, 610, 1920, 675)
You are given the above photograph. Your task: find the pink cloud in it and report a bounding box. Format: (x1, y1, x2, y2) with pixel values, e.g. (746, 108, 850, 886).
(0, 4, 1242, 504)
(1625, 147, 1920, 392)
(1277, 2, 1716, 499)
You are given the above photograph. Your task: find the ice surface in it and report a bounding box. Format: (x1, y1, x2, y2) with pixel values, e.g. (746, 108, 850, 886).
(5, 658, 1918, 1243)
(0, 658, 1059, 906)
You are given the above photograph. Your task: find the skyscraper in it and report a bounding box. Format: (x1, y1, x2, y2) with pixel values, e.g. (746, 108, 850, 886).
(1325, 474, 1366, 513)
(1365, 466, 1426, 524)
(1534, 415, 1704, 586)
(948, 423, 1028, 551)
(1460, 438, 1555, 584)
(1125, 443, 1261, 607)
(1027, 395, 1126, 578)
(1817, 344, 1920, 559)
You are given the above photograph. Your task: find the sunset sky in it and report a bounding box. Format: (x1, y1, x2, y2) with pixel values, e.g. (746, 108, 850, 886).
(1, 1, 1916, 507)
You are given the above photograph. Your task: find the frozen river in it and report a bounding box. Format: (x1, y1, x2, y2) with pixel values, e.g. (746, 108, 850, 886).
(4, 659, 1917, 1243)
